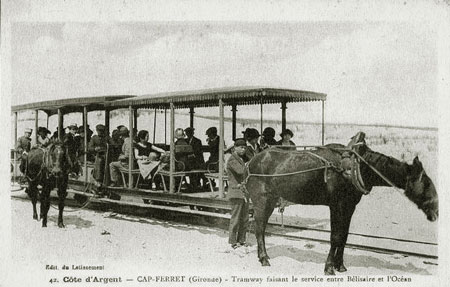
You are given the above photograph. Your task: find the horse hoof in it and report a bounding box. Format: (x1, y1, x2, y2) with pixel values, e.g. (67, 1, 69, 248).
(335, 264, 347, 273)
(324, 267, 336, 276)
(58, 223, 65, 228)
(260, 258, 271, 267)
(42, 223, 47, 228)
(33, 215, 38, 220)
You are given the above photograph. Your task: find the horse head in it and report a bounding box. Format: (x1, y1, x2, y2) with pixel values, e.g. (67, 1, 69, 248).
(49, 143, 68, 178)
(404, 156, 438, 222)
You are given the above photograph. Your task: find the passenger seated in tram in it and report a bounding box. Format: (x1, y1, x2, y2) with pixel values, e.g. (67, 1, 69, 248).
(109, 127, 133, 187)
(277, 129, 296, 150)
(35, 127, 51, 148)
(76, 125, 95, 163)
(260, 127, 277, 150)
(243, 128, 261, 162)
(88, 124, 111, 187)
(134, 130, 166, 182)
(63, 123, 81, 176)
(185, 127, 207, 190)
(109, 128, 124, 162)
(174, 128, 195, 170)
(51, 127, 65, 141)
(17, 128, 32, 174)
(205, 127, 220, 172)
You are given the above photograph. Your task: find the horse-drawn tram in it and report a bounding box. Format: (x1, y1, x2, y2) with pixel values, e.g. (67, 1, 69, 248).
(11, 87, 438, 273)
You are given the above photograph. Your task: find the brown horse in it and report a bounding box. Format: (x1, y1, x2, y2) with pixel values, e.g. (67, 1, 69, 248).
(245, 132, 438, 275)
(24, 143, 70, 228)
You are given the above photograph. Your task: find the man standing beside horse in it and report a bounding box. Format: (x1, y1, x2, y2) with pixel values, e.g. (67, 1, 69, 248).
(226, 138, 250, 250)
(88, 124, 110, 188)
(17, 128, 33, 174)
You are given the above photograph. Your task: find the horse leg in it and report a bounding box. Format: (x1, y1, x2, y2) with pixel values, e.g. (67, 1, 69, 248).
(334, 200, 358, 272)
(252, 186, 277, 266)
(40, 185, 51, 228)
(57, 178, 68, 228)
(29, 182, 39, 221)
(324, 202, 345, 275)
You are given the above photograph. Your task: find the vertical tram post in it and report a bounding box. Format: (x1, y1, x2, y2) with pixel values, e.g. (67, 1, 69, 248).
(58, 108, 63, 140)
(189, 107, 194, 128)
(83, 107, 88, 184)
(219, 99, 225, 198)
(321, 100, 325, 145)
(34, 110, 39, 145)
(231, 104, 237, 141)
(281, 101, 287, 133)
(169, 103, 175, 193)
(128, 106, 134, 188)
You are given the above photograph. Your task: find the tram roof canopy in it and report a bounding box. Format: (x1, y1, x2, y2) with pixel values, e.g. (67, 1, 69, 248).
(11, 95, 135, 115)
(106, 87, 326, 109)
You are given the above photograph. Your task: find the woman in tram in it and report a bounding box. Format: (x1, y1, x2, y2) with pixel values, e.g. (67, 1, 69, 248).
(134, 130, 166, 181)
(277, 129, 296, 150)
(36, 127, 52, 148)
(260, 127, 277, 150)
(242, 128, 261, 162)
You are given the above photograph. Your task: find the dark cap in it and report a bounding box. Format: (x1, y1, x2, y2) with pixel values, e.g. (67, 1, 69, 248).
(184, 127, 195, 134)
(263, 127, 276, 138)
(38, 127, 51, 134)
(234, 138, 247, 147)
(280, 129, 293, 137)
(119, 126, 129, 136)
(96, 124, 106, 131)
(243, 128, 260, 140)
(205, 127, 217, 135)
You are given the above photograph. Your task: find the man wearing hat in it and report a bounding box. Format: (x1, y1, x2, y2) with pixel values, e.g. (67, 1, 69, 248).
(63, 124, 81, 176)
(205, 126, 220, 171)
(17, 128, 32, 173)
(88, 124, 111, 186)
(226, 138, 250, 250)
(36, 127, 51, 148)
(185, 127, 205, 189)
(243, 128, 262, 162)
(277, 129, 296, 150)
(260, 127, 277, 150)
(174, 128, 194, 172)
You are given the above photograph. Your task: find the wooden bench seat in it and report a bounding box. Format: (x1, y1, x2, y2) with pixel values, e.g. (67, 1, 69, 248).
(156, 169, 210, 193)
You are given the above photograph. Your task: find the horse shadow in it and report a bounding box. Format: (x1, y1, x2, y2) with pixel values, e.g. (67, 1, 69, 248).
(264, 244, 432, 275)
(47, 215, 93, 229)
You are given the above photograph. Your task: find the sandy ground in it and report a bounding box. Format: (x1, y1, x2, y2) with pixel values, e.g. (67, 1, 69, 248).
(4, 199, 438, 287)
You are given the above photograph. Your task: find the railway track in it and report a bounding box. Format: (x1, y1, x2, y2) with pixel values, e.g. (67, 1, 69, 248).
(10, 188, 438, 262)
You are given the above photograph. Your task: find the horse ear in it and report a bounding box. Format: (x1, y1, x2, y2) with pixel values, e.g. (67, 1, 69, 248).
(413, 156, 422, 168)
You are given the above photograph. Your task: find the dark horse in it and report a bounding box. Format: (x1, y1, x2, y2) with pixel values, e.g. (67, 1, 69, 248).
(245, 132, 438, 275)
(24, 143, 70, 228)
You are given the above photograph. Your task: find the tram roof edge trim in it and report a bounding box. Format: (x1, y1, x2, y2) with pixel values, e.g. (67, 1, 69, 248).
(106, 87, 326, 109)
(11, 95, 136, 114)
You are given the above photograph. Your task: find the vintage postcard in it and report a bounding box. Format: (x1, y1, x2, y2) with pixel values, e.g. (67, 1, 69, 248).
(1, 1, 449, 287)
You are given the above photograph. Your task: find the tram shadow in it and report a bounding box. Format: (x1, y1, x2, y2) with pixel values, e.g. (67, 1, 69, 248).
(265, 244, 433, 275)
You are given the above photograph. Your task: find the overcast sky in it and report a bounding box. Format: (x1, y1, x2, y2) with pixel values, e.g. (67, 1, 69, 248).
(5, 2, 446, 128)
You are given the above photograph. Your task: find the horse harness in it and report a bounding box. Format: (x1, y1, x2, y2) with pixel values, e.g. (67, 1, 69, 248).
(243, 144, 400, 196)
(25, 145, 59, 183)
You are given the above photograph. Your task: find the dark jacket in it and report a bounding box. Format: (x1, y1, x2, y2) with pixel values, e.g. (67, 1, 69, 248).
(206, 136, 220, 163)
(226, 152, 247, 199)
(175, 138, 194, 171)
(187, 136, 205, 166)
(88, 134, 110, 157)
